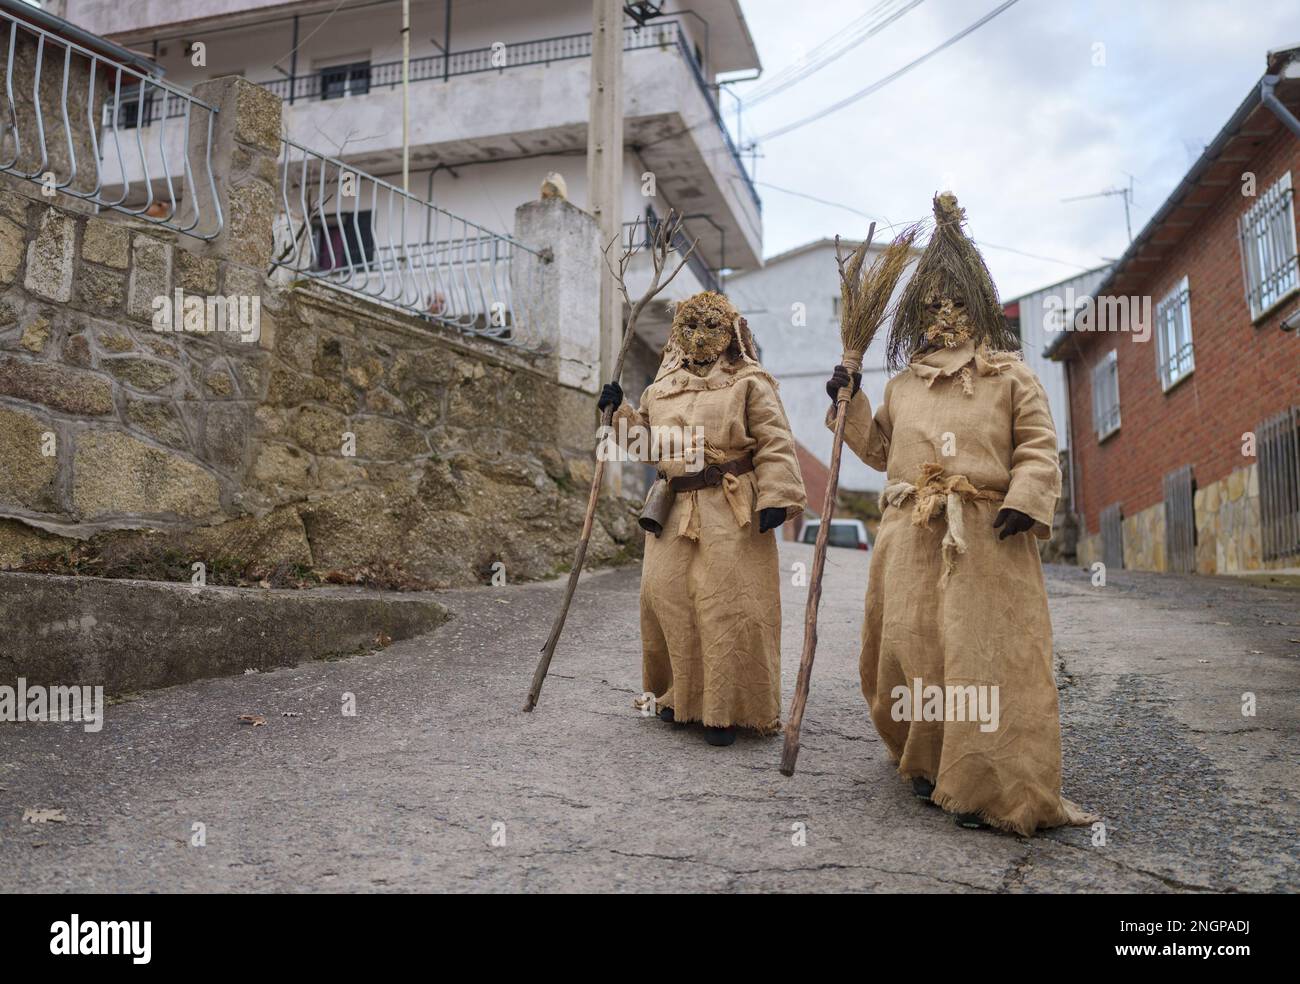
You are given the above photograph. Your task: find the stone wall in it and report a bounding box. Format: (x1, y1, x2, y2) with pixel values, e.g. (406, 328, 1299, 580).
(1122, 501, 1166, 573)
(0, 77, 637, 588)
(0, 196, 636, 586)
(1071, 463, 1287, 575)
(1194, 464, 1265, 574)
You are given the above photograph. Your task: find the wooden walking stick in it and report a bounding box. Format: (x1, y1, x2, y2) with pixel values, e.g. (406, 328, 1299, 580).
(780, 221, 920, 776)
(524, 210, 697, 712)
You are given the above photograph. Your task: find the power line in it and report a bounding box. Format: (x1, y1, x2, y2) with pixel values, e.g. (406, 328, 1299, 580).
(744, 0, 926, 107)
(752, 0, 1024, 143)
(756, 181, 1094, 270)
(973, 240, 1093, 270)
(636, 3, 918, 156)
(274, 0, 353, 70)
(745, 0, 895, 99)
(755, 181, 901, 233)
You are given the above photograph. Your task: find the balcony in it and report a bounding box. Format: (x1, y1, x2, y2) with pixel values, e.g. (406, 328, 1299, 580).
(102, 19, 761, 272)
(253, 22, 758, 216)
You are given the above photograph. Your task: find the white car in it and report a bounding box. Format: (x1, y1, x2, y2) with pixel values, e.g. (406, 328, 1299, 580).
(799, 518, 872, 551)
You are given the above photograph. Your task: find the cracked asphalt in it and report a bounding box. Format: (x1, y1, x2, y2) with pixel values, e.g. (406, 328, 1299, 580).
(1, 541, 1296, 893)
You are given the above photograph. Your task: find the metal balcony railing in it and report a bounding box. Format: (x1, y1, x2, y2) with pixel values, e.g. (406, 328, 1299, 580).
(0, 6, 222, 238)
(254, 20, 760, 213)
(272, 136, 544, 347)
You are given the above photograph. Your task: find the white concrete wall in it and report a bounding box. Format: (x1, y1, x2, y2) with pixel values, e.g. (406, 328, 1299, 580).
(69, 0, 712, 88)
(87, 3, 758, 265)
(731, 242, 915, 494)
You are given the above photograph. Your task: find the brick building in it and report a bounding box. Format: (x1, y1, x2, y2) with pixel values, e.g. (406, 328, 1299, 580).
(1048, 44, 1300, 575)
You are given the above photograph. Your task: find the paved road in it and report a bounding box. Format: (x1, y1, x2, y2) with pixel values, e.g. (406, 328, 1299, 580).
(2, 542, 1296, 892)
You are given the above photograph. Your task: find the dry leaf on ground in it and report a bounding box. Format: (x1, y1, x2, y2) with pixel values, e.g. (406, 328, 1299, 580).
(22, 808, 66, 824)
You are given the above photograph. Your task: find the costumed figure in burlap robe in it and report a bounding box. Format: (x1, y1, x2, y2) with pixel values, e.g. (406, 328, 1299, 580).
(599, 292, 806, 746)
(826, 194, 1096, 833)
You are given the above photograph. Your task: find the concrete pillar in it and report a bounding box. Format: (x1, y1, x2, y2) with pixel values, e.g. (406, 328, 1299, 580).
(513, 197, 602, 396)
(186, 76, 283, 271)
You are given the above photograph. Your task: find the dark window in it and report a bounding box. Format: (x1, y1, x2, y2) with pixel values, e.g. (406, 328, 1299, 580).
(827, 524, 861, 549)
(115, 91, 155, 129)
(319, 61, 371, 101)
(313, 210, 375, 271)
(800, 523, 866, 548)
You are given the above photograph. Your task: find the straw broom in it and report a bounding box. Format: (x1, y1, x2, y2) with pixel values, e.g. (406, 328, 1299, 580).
(780, 221, 920, 777)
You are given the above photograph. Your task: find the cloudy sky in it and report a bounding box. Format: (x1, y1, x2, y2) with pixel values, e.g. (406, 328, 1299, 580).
(730, 0, 1299, 298)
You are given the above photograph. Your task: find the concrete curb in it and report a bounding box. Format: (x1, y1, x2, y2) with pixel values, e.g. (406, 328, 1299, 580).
(0, 572, 450, 695)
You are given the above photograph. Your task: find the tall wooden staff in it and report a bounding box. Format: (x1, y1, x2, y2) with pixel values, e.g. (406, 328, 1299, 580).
(524, 211, 697, 712)
(780, 222, 920, 776)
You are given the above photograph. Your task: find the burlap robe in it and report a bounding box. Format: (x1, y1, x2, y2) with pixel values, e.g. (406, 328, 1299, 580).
(831, 339, 1094, 835)
(615, 356, 806, 732)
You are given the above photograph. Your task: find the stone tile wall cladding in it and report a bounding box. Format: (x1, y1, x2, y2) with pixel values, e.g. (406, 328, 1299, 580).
(0, 78, 637, 588)
(1071, 463, 1276, 575)
(1122, 501, 1166, 574)
(1194, 464, 1266, 575)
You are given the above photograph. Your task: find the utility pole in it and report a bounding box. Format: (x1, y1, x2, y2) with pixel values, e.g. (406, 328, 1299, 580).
(588, 0, 624, 492)
(401, 0, 411, 194)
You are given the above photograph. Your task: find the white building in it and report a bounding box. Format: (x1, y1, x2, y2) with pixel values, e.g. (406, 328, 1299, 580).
(730, 238, 916, 494)
(61, 0, 764, 347)
(735, 243, 1108, 501)
(1004, 264, 1112, 454)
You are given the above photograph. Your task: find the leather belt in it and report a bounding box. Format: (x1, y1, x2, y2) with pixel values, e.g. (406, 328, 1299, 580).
(666, 453, 755, 492)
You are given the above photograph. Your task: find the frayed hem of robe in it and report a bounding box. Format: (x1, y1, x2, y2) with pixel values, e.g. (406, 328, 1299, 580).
(898, 767, 1098, 837)
(658, 702, 781, 736)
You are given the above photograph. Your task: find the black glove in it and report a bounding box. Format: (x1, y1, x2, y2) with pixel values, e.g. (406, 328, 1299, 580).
(826, 365, 862, 406)
(993, 507, 1035, 540)
(758, 507, 787, 534)
(597, 381, 623, 412)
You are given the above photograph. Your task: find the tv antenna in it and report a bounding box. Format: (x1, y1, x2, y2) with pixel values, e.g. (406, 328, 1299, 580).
(1063, 173, 1136, 243)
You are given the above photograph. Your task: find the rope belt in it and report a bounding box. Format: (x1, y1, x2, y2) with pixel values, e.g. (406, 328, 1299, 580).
(880, 462, 1004, 587)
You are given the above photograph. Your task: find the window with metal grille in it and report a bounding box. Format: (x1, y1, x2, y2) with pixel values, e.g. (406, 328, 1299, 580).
(1091, 348, 1120, 441)
(1163, 465, 1195, 573)
(312, 210, 375, 272)
(1154, 276, 1194, 391)
(319, 61, 371, 100)
(112, 91, 155, 129)
(1258, 405, 1300, 562)
(1239, 170, 1299, 320)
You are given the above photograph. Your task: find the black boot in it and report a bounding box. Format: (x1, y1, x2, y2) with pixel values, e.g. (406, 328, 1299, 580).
(911, 777, 935, 801)
(703, 726, 736, 747)
(658, 706, 675, 723)
(952, 812, 987, 830)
